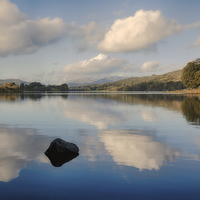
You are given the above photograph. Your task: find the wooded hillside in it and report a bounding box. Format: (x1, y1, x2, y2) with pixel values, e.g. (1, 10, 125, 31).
(70, 70, 183, 91)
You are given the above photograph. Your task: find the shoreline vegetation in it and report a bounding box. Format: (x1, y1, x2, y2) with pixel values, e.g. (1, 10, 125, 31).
(164, 88, 200, 94)
(0, 82, 69, 93)
(1, 58, 200, 93)
(1, 82, 200, 93)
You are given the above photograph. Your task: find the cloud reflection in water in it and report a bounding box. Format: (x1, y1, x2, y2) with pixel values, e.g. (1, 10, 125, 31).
(0, 126, 51, 182)
(140, 110, 159, 122)
(99, 130, 180, 171)
(63, 97, 126, 129)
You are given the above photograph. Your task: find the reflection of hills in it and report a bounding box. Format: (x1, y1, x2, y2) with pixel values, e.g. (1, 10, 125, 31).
(20, 93, 43, 101)
(99, 130, 180, 170)
(74, 93, 185, 112)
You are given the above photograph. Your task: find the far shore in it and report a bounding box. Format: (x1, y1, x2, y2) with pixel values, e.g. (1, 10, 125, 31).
(1, 87, 200, 94)
(164, 88, 200, 94)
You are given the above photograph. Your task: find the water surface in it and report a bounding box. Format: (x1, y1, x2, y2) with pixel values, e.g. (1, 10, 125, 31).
(0, 92, 200, 199)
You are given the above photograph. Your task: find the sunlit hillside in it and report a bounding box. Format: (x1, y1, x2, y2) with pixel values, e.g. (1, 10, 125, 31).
(70, 69, 183, 91)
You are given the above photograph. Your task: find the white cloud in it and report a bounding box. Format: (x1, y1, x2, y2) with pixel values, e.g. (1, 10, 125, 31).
(0, 0, 103, 56)
(62, 54, 129, 75)
(0, 0, 66, 56)
(140, 61, 162, 72)
(98, 10, 197, 53)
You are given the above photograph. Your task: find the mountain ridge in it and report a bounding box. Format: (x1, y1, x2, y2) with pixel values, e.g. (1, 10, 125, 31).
(0, 79, 30, 86)
(67, 76, 129, 86)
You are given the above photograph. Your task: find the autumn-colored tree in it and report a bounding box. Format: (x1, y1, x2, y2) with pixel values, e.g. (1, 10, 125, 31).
(0, 82, 19, 90)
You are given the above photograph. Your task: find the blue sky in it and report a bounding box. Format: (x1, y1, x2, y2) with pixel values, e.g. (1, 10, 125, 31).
(0, 0, 200, 84)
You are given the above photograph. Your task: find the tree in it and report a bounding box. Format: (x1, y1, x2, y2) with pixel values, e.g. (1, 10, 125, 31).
(25, 82, 46, 91)
(0, 82, 19, 91)
(20, 83, 24, 90)
(181, 58, 200, 88)
(58, 83, 68, 91)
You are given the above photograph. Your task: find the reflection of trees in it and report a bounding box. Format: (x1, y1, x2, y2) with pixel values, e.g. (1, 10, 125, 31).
(0, 93, 19, 101)
(74, 93, 185, 112)
(0, 93, 44, 101)
(19, 93, 43, 101)
(0, 93, 68, 102)
(181, 97, 200, 125)
(20, 94, 68, 101)
(61, 95, 68, 100)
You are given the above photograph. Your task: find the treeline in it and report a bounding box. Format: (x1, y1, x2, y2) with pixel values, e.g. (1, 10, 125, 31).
(70, 81, 185, 91)
(20, 82, 68, 91)
(117, 81, 185, 91)
(0, 82, 68, 92)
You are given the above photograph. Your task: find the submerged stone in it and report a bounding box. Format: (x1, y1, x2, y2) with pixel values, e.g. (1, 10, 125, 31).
(44, 138, 79, 167)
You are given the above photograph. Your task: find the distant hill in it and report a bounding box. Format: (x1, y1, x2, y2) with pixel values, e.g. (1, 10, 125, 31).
(92, 76, 129, 84)
(69, 69, 183, 91)
(67, 78, 96, 87)
(67, 76, 129, 87)
(0, 79, 30, 86)
(109, 69, 182, 86)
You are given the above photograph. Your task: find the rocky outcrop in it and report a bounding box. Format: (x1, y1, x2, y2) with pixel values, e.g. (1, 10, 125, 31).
(44, 138, 79, 167)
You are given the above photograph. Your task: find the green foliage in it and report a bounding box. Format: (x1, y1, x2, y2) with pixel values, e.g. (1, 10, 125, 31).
(20, 83, 24, 90)
(0, 81, 69, 92)
(70, 70, 183, 91)
(23, 82, 69, 92)
(181, 97, 200, 125)
(70, 81, 185, 91)
(57, 83, 69, 91)
(181, 58, 200, 88)
(24, 82, 46, 91)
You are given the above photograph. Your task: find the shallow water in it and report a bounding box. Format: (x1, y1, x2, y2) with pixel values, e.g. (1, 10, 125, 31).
(0, 92, 200, 199)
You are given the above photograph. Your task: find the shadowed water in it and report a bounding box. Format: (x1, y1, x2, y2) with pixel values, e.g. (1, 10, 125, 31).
(0, 92, 200, 199)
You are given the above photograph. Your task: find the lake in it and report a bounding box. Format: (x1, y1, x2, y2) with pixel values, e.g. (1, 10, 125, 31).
(0, 92, 200, 200)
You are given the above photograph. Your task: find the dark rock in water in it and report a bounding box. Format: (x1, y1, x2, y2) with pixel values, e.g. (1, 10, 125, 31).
(44, 138, 79, 167)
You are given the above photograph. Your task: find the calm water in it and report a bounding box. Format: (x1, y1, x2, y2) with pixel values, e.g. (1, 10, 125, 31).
(0, 92, 200, 200)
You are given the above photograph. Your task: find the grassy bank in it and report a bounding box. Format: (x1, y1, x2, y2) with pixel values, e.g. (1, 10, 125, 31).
(164, 87, 200, 94)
